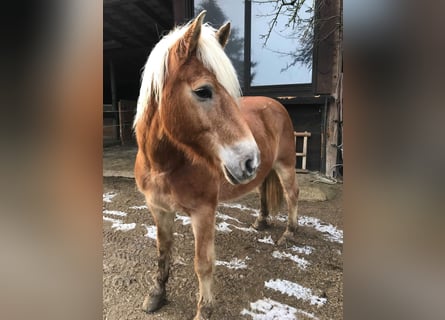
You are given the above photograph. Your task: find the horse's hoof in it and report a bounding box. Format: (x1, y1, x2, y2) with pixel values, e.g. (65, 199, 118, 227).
(277, 229, 296, 246)
(194, 305, 213, 320)
(141, 290, 166, 313)
(252, 218, 270, 231)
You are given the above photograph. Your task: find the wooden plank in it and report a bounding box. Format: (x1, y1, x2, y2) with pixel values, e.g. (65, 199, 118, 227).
(294, 131, 312, 137)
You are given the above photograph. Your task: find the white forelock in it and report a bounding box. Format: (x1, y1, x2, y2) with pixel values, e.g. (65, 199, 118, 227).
(133, 22, 242, 128)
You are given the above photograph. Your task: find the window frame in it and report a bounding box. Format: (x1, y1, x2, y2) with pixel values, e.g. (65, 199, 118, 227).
(190, 0, 317, 97)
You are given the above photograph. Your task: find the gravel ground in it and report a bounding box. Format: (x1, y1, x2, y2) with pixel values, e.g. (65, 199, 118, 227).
(103, 176, 343, 320)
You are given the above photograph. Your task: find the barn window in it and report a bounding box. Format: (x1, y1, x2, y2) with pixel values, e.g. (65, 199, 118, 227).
(250, 0, 313, 86)
(194, 0, 245, 87)
(194, 0, 314, 95)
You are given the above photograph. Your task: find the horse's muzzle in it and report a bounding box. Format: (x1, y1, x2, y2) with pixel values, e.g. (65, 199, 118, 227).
(219, 140, 260, 185)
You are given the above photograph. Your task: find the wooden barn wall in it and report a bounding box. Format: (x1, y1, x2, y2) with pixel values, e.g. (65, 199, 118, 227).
(283, 104, 322, 171)
(314, 0, 339, 95)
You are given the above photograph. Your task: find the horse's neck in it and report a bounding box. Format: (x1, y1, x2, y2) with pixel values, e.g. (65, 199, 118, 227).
(138, 114, 185, 173)
(137, 109, 220, 179)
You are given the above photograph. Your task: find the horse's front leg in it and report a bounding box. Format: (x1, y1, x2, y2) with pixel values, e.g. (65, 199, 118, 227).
(142, 208, 175, 313)
(190, 207, 216, 320)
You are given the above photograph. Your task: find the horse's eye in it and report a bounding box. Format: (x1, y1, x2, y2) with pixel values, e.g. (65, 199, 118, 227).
(193, 86, 213, 100)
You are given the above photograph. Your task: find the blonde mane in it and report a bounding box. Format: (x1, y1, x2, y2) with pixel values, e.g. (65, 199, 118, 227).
(133, 22, 242, 128)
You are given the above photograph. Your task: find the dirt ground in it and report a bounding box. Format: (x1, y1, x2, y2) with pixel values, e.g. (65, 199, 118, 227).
(103, 176, 343, 320)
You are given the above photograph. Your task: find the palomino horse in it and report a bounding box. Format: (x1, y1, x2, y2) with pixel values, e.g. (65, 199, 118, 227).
(133, 11, 299, 319)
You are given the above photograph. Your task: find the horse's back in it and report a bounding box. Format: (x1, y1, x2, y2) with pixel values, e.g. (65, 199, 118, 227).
(240, 96, 295, 167)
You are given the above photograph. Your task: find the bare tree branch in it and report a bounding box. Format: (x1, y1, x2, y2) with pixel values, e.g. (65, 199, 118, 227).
(254, 0, 341, 70)
(259, 2, 284, 45)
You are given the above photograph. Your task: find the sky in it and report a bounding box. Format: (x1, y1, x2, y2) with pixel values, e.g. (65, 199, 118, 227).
(250, 1, 312, 85)
(195, 0, 313, 86)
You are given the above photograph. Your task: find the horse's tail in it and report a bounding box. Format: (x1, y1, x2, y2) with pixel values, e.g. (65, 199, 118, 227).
(264, 170, 284, 215)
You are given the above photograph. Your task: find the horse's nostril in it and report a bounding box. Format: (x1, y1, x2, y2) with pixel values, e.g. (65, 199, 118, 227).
(245, 158, 255, 175)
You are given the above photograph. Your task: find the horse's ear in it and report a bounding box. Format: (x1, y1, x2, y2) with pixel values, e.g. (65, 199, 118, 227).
(216, 22, 231, 48)
(178, 10, 207, 59)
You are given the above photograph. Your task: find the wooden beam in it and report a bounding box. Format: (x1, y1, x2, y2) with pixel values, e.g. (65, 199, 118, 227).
(119, 3, 154, 36)
(104, 23, 139, 48)
(105, 10, 149, 47)
(133, 1, 172, 31)
(294, 131, 312, 137)
(104, 0, 140, 7)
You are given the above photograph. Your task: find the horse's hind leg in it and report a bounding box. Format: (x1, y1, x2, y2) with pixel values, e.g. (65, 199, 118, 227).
(252, 182, 270, 230)
(275, 164, 299, 245)
(142, 208, 175, 313)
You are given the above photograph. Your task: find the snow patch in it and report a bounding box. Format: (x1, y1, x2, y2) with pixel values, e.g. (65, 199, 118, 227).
(144, 225, 157, 240)
(103, 192, 117, 203)
(272, 251, 310, 270)
(216, 222, 232, 232)
(298, 216, 343, 243)
(219, 202, 260, 216)
(216, 222, 257, 233)
(265, 279, 327, 306)
(275, 214, 287, 222)
(103, 209, 127, 217)
(216, 204, 344, 245)
(233, 225, 257, 233)
(289, 245, 314, 255)
(216, 257, 249, 269)
(241, 298, 318, 320)
(258, 235, 275, 245)
(129, 205, 147, 210)
(216, 211, 242, 224)
(175, 214, 191, 225)
(103, 216, 136, 231)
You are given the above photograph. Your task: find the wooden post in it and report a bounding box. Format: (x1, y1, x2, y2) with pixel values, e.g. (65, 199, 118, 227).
(325, 0, 343, 178)
(294, 131, 312, 172)
(302, 134, 308, 169)
(320, 97, 327, 174)
(325, 99, 340, 177)
(109, 58, 119, 141)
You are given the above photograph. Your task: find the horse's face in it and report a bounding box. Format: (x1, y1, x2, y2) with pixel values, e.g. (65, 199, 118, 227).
(160, 12, 260, 185)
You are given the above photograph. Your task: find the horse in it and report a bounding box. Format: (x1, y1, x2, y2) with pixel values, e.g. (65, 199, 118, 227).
(133, 11, 299, 320)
